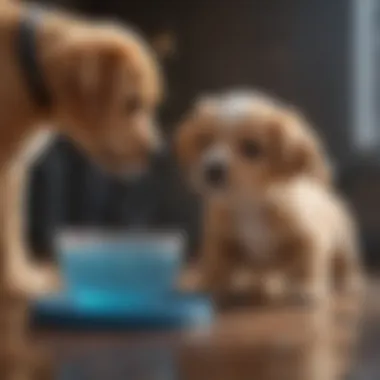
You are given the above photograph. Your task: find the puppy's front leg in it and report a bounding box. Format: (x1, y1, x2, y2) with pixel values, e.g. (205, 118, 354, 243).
(287, 238, 331, 306)
(0, 163, 57, 296)
(200, 236, 237, 306)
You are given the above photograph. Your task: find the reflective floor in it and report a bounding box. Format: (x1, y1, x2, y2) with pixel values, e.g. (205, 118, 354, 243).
(24, 282, 375, 380)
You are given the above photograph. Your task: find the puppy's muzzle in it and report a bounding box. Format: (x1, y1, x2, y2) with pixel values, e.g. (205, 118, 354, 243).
(203, 161, 227, 188)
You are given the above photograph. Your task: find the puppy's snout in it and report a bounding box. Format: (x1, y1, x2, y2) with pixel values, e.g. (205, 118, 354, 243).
(141, 118, 163, 152)
(204, 161, 227, 187)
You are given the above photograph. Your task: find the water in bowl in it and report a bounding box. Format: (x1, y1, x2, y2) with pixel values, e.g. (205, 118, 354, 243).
(57, 232, 184, 307)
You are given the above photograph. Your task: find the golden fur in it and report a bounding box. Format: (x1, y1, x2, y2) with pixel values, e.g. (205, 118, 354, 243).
(175, 91, 363, 305)
(0, 3, 162, 296)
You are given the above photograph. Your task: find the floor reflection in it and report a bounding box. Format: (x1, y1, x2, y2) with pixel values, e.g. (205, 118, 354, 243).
(55, 341, 177, 380)
(180, 301, 359, 380)
(36, 294, 364, 380)
(0, 298, 52, 380)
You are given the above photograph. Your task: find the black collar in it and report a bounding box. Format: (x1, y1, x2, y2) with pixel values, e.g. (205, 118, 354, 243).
(16, 8, 51, 109)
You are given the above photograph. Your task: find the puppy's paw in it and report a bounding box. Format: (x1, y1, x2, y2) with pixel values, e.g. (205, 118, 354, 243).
(287, 282, 328, 307)
(26, 264, 61, 296)
(178, 265, 203, 292)
(258, 274, 286, 303)
(8, 264, 60, 298)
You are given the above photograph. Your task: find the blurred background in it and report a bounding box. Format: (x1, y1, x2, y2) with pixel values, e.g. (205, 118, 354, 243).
(28, 0, 380, 270)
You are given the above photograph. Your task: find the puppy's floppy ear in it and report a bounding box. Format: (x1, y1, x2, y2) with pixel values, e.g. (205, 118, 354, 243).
(45, 34, 126, 122)
(174, 97, 217, 170)
(270, 111, 331, 184)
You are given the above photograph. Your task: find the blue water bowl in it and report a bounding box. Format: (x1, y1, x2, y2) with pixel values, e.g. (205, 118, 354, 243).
(55, 230, 185, 306)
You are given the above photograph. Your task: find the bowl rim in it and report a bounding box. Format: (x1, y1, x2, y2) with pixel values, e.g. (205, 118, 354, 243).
(53, 228, 187, 253)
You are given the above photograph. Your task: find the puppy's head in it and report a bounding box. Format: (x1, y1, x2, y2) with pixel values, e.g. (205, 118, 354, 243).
(45, 22, 163, 178)
(175, 91, 331, 200)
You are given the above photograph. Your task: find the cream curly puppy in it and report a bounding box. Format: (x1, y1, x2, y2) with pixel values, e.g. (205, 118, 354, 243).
(175, 90, 363, 305)
(0, 2, 162, 296)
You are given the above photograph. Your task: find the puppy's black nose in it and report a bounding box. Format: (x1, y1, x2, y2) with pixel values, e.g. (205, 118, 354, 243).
(204, 162, 227, 187)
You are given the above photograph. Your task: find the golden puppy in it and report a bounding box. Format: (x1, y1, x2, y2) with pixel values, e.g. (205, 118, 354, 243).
(0, 3, 162, 295)
(175, 90, 363, 305)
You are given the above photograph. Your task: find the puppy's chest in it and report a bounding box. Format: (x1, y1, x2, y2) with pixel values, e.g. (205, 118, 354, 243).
(233, 205, 277, 262)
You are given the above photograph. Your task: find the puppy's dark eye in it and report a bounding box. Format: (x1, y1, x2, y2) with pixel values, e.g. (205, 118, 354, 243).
(239, 140, 262, 159)
(125, 96, 142, 114)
